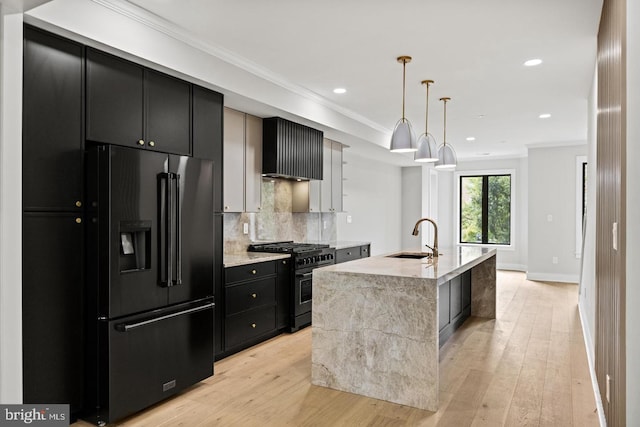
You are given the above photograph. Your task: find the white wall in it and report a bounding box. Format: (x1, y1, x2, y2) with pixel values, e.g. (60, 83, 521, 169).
(527, 144, 587, 282)
(336, 150, 403, 256)
(578, 66, 597, 376)
(626, 0, 640, 420)
(0, 4, 23, 403)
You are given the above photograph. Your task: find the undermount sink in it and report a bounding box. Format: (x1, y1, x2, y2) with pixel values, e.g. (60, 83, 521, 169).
(386, 252, 434, 259)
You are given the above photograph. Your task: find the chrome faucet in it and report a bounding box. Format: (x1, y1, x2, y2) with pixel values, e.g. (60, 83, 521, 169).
(412, 218, 439, 257)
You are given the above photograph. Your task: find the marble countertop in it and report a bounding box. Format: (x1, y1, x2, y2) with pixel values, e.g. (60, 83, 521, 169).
(223, 252, 290, 268)
(315, 246, 496, 285)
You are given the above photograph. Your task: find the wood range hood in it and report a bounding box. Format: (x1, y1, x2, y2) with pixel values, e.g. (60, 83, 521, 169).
(262, 117, 324, 181)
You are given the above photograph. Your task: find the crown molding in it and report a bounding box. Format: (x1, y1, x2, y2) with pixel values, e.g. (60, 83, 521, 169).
(90, 0, 390, 135)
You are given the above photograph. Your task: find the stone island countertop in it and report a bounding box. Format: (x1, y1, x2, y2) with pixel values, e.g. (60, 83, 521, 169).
(311, 246, 497, 412)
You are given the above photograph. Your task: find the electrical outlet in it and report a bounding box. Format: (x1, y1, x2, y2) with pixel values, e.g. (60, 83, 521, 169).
(243, 223, 249, 235)
(552, 256, 558, 264)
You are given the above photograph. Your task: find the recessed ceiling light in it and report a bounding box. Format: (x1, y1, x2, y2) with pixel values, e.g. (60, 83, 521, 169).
(476, 114, 485, 119)
(466, 137, 476, 141)
(539, 113, 551, 119)
(333, 88, 347, 94)
(524, 58, 543, 67)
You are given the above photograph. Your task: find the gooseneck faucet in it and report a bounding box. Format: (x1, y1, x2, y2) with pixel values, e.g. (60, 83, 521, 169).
(412, 218, 439, 257)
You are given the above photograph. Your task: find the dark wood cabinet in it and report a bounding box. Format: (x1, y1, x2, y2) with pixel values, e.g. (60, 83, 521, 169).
(22, 27, 85, 414)
(22, 212, 84, 410)
(439, 270, 472, 346)
(23, 26, 83, 212)
(192, 86, 224, 211)
(335, 244, 370, 264)
(223, 260, 281, 355)
(86, 48, 190, 155)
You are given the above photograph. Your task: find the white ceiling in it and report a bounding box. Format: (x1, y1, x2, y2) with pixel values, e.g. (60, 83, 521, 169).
(30, 0, 604, 165)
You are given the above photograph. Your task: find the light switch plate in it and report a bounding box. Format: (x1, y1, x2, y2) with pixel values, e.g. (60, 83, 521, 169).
(243, 223, 249, 235)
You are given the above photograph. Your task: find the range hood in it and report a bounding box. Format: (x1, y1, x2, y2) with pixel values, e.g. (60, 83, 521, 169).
(262, 117, 323, 180)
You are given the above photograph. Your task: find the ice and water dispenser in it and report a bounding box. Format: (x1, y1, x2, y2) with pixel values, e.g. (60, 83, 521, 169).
(119, 221, 151, 272)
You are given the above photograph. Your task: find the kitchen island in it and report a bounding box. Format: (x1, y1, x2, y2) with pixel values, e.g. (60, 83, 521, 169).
(311, 246, 496, 412)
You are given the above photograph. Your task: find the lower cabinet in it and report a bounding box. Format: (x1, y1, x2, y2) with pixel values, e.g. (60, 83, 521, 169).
(335, 244, 370, 264)
(438, 270, 472, 346)
(222, 259, 290, 357)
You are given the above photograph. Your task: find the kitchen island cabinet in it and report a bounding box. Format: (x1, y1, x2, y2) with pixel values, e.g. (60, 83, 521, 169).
(311, 247, 496, 412)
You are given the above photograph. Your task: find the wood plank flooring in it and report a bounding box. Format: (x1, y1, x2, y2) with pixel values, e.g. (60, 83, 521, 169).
(73, 271, 600, 426)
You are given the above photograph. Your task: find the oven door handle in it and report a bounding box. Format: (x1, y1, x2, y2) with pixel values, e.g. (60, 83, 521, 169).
(296, 272, 313, 279)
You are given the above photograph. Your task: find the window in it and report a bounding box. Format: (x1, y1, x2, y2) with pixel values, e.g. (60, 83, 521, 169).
(575, 156, 587, 258)
(459, 173, 512, 245)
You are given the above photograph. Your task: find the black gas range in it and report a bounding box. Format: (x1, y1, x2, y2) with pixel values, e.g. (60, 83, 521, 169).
(248, 241, 335, 331)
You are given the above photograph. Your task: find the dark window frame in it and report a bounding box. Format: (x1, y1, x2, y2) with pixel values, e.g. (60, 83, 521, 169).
(459, 173, 512, 245)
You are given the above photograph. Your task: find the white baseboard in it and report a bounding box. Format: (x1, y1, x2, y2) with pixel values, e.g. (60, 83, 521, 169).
(578, 301, 607, 427)
(526, 272, 580, 283)
(497, 263, 527, 272)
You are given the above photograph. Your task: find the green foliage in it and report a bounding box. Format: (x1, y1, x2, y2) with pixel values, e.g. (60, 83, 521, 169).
(460, 175, 510, 245)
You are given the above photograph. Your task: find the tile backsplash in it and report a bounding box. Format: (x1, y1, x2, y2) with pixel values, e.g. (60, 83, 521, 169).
(223, 179, 336, 253)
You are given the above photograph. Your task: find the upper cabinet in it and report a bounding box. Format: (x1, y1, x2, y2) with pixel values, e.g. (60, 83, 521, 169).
(23, 27, 84, 212)
(192, 86, 224, 211)
(223, 108, 262, 213)
(86, 48, 190, 156)
(292, 139, 343, 213)
(321, 139, 343, 213)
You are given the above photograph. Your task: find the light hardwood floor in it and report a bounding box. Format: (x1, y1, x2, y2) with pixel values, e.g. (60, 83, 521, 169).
(74, 271, 600, 426)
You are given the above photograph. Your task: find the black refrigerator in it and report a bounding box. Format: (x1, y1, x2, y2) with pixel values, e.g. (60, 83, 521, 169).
(84, 145, 215, 424)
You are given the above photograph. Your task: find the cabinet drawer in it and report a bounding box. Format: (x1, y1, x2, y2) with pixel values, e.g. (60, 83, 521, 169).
(225, 277, 276, 316)
(225, 306, 276, 349)
(360, 245, 370, 258)
(225, 261, 276, 284)
(335, 247, 360, 264)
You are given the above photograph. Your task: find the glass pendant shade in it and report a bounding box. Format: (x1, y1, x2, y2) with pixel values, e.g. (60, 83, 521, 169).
(390, 118, 417, 152)
(414, 133, 438, 162)
(435, 143, 457, 169)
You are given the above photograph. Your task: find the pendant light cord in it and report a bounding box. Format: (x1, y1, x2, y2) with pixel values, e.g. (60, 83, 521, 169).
(425, 82, 430, 134)
(440, 97, 450, 146)
(402, 59, 406, 121)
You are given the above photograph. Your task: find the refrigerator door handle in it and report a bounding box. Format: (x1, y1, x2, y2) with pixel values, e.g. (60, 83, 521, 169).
(158, 172, 170, 287)
(175, 174, 182, 285)
(114, 302, 215, 332)
(166, 172, 174, 287)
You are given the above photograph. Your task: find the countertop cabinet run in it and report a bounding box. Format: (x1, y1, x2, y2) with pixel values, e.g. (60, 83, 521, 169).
(335, 244, 370, 264)
(86, 48, 191, 156)
(223, 261, 279, 354)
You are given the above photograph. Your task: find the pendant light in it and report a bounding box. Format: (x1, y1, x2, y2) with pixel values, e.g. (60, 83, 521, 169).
(414, 79, 438, 162)
(435, 97, 457, 170)
(389, 56, 417, 152)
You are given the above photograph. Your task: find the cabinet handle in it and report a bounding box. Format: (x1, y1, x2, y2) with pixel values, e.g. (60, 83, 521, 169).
(75, 201, 82, 208)
(257, 206, 261, 210)
(347, 252, 351, 255)
(75, 218, 82, 224)
(137, 139, 145, 146)
(251, 323, 256, 328)
(149, 141, 155, 147)
(282, 260, 287, 265)
(251, 269, 257, 275)
(251, 293, 257, 298)
(224, 206, 229, 210)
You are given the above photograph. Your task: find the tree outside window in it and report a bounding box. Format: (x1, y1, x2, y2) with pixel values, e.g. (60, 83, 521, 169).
(460, 174, 511, 245)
